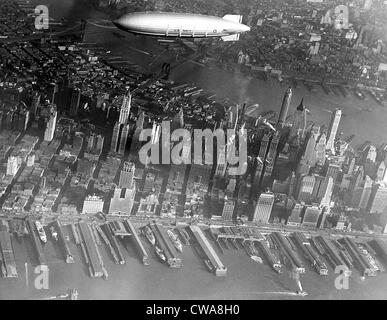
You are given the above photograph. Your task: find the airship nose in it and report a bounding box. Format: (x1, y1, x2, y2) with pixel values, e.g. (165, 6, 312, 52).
(113, 17, 126, 30)
(241, 24, 251, 32)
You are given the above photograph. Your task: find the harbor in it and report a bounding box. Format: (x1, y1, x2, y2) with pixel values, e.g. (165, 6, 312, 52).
(1, 217, 387, 299)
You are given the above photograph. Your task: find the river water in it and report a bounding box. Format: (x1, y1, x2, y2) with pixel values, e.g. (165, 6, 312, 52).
(2, 0, 387, 300)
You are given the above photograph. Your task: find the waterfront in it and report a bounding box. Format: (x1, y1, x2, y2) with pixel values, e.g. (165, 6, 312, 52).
(1, 0, 386, 300)
(2, 224, 387, 300)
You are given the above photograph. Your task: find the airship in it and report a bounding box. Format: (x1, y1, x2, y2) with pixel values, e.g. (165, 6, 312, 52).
(113, 12, 250, 41)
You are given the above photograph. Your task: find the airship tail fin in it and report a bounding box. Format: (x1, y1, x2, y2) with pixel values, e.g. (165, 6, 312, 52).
(222, 14, 243, 24)
(221, 34, 240, 42)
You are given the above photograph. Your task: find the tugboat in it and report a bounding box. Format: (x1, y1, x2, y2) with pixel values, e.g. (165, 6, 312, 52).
(143, 225, 156, 246)
(167, 229, 183, 253)
(154, 245, 166, 263)
(35, 221, 47, 243)
(50, 226, 58, 241)
(245, 242, 263, 264)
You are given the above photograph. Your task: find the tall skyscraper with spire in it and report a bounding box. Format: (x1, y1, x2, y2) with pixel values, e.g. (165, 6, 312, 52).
(277, 86, 292, 128)
(118, 90, 131, 124)
(326, 108, 342, 152)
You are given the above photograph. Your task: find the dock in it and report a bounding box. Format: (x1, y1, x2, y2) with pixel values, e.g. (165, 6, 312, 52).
(189, 226, 227, 276)
(123, 220, 149, 266)
(101, 223, 126, 264)
(52, 221, 74, 263)
(339, 237, 375, 276)
(314, 236, 351, 276)
(70, 223, 80, 245)
(0, 229, 18, 278)
(25, 219, 47, 267)
(94, 223, 119, 264)
(255, 240, 282, 273)
(77, 222, 103, 278)
(271, 232, 305, 273)
(369, 239, 387, 264)
(150, 223, 182, 268)
(292, 232, 328, 276)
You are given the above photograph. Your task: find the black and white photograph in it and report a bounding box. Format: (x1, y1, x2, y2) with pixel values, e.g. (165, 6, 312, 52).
(0, 0, 387, 304)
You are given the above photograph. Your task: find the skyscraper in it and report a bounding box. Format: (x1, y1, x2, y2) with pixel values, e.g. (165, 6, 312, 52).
(110, 122, 120, 154)
(222, 198, 235, 221)
(119, 161, 135, 189)
(277, 86, 292, 128)
(297, 174, 316, 204)
(326, 163, 340, 182)
(319, 176, 334, 208)
(70, 88, 81, 116)
(302, 205, 322, 228)
(82, 195, 104, 214)
(326, 108, 342, 152)
(351, 175, 373, 209)
(367, 182, 387, 214)
(287, 202, 304, 226)
(252, 191, 275, 223)
(315, 132, 326, 165)
(6, 156, 19, 176)
(109, 187, 136, 216)
(44, 105, 57, 142)
(297, 132, 317, 175)
(118, 124, 129, 155)
(365, 145, 377, 163)
(290, 98, 307, 139)
(118, 90, 131, 124)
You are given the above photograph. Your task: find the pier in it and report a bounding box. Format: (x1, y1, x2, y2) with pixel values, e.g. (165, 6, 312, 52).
(77, 222, 103, 278)
(0, 229, 18, 278)
(101, 223, 125, 265)
(123, 220, 149, 266)
(271, 232, 305, 274)
(189, 226, 227, 276)
(52, 221, 74, 264)
(369, 239, 387, 264)
(25, 219, 47, 267)
(255, 240, 282, 273)
(70, 223, 81, 245)
(314, 236, 352, 276)
(150, 223, 182, 268)
(292, 232, 327, 276)
(339, 237, 375, 276)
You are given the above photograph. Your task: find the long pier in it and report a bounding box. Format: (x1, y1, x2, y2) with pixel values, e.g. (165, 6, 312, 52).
(189, 226, 227, 276)
(95, 223, 119, 264)
(369, 239, 387, 263)
(339, 237, 375, 276)
(150, 223, 182, 268)
(271, 232, 305, 274)
(52, 221, 74, 264)
(314, 236, 352, 276)
(292, 232, 327, 276)
(25, 219, 47, 267)
(123, 220, 149, 266)
(255, 240, 282, 273)
(0, 229, 18, 278)
(101, 223, 125, 265)
(78, 222, 103, 278)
